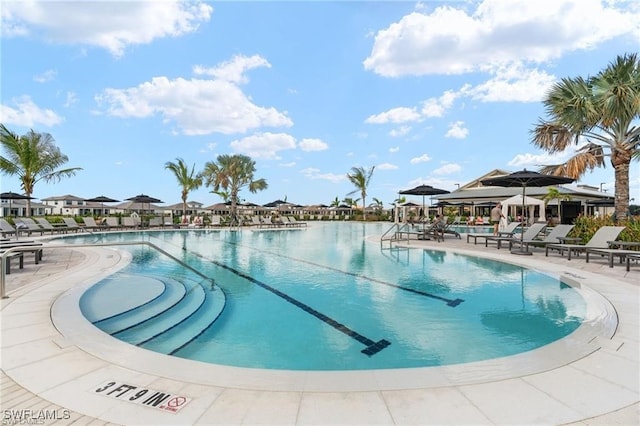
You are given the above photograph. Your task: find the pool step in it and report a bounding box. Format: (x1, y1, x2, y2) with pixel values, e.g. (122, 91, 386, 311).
(140, 285, 226, 355)
(94, 276, 187, 334)
(114, 278, 206, 345)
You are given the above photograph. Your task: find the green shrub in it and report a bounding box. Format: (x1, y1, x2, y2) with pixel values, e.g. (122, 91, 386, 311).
(569, 215, 640, 243)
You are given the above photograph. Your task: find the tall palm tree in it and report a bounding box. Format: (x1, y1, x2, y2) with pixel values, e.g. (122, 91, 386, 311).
(201, 154, 267, 226)
(346, 166, 375, 220)
(0, 124, 82, 217)
(164, 158, 202, 217)
(532, 53, 640, 220)
(330, 196, 340, 207)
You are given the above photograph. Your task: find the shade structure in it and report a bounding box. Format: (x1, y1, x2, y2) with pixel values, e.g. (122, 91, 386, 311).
(85, 195, 120, 214)
(85, 195, 120, 203)
(125, 194, 164, 214)
(481, 169, 574, 255)
(1, 191, 34, 217)
(399, 185, 450, 218)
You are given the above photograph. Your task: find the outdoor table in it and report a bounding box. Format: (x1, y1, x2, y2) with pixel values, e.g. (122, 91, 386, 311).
(606, 241, 640, 249)
(557, 237, 581, 244)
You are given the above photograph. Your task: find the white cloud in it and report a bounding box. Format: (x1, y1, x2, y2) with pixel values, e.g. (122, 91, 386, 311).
(301, 167, 346, 183)
(299, 138, 329, 152)
(377, 163, 398, 170)
(365, 107, 421, 124)
(433, 163, 461, 175)
(389, 125, 411, 137)
(389, 146, 400, 153)
(364, 0, 639, 77)
(279, 161, 296, 167)
(410, 154, 431, 164)
(34, 69, 56, 83)
(1, 1, 213, 57)
(95, 71, 293, 135)
(230, 132, 296, 160)
(464, 63, 556, 102)
(421, 90, 458, 117)
(193, 54, 270, 84)
(445, 121, 468, 139)
(0, 96, 63, 127)
(63, 92, 78, 108)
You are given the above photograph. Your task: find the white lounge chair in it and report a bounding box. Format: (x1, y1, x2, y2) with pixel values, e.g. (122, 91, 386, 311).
(485, 222, 547, 249)
(510, 224, 575, 251)
(545, 226, 626, 260)
(467, 221, 520, 245)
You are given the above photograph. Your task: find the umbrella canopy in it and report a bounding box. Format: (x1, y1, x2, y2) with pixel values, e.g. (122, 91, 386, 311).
(126, 194, 163, 204)
(1, 191, 35, 217)
(85, 195, 120, 203)
(85, 195, 120, 215)
(125, 194, 164, 214)
(481, 169, 574, 255)
(263, 199, 288, 208)
(399, 185, 450, 218)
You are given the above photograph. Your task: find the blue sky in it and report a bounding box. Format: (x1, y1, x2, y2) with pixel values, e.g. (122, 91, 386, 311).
(1, 0, 639, 208)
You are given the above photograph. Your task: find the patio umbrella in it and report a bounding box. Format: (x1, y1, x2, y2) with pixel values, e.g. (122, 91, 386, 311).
(85, 195, 120, 214)
(0, 191, 34, 217)
(481, 169, 574, 255)
(399, 185, 450, 219)
(125, 194, 164, 215)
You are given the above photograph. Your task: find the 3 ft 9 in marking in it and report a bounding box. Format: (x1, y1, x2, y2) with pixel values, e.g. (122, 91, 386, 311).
(93, 381, 191, 413)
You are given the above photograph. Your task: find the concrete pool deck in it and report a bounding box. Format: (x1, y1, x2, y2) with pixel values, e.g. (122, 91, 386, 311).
(1, 230, 638, 425)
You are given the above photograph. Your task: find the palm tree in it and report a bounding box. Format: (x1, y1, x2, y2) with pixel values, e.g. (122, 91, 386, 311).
(164, 158, 202, 217)
(330, 196, 340, 207)
(542, 187, 572, 223)
(0, 124, 82, 217)
(346, 166, 375, 220)
(201, 154, 267, 226)
(532, 53, 640, 220)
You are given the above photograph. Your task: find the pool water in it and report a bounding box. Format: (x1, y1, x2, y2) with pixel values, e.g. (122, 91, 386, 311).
(75, 223, 586, 370)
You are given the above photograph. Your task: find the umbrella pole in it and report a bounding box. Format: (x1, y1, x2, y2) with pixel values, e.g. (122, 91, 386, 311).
(511, 185, 532, 255)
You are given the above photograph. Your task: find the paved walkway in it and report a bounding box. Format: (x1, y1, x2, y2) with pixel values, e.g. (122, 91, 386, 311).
(1, 230, 638, 425)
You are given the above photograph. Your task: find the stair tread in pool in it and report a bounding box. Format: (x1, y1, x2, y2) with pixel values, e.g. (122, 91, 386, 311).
(95, 276, 187, 334)
(113, 280, 207, 345)
(141, 286, 226, 355)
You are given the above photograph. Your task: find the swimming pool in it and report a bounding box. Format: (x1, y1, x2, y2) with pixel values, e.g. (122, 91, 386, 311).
(69, 223, 592, 371)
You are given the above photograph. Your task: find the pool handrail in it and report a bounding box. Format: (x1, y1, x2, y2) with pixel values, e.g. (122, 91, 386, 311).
(1, 241, 216, 299)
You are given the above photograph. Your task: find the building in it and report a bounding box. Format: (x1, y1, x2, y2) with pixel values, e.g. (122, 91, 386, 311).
(432, 169, 615, 223)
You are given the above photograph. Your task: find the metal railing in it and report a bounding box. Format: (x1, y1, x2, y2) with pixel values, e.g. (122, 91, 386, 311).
(1, 241, 216, 299)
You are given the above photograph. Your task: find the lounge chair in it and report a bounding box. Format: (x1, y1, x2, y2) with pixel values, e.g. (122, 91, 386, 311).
(209, 215, 222, 227)
(190, 216, 204, 228)
(288, 216, 307, 227)
(545, 226, 626, 260)
(122, 216, 139, 229)
(625, 253, 640, 271)
(14, 218, 46, 236)
(82, 217, 104, 231)
(509, 224, 575, 251)
(148, 217, 162, 228)
(35, 218, 68, 234)
(485, 222, 546, 249)
(0, 219, 18, 238)
(105, 217, 120, 229)
(467, 222, 520, 245)
(62, 217, 82, 233)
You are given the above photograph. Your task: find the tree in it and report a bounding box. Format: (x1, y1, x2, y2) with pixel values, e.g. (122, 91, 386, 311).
(542, 187, 572, 222)
(346, 166, 375, 220)
(330, 196, 341, 207)
(0, 124, 82, 217)
(164, 158, 202, 217)
(532, 53, 640, 221)
(201, 154, 267, 226)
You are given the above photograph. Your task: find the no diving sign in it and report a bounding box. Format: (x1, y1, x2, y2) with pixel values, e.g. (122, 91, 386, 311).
(92, 381, 192, 413)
